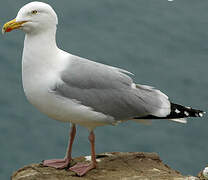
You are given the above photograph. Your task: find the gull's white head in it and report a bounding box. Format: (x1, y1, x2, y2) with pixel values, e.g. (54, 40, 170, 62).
(2, 1, 58, 34)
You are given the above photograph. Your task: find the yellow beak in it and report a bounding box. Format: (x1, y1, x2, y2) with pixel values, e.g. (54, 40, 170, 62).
(2, 19, 27, 34)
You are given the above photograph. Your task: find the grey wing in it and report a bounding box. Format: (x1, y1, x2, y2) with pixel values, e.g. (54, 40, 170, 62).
(52, 55, 170, 120)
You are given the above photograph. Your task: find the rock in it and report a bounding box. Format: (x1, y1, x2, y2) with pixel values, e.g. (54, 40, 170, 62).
(198, 167, 208, 180)
(11, 152, 199, 180)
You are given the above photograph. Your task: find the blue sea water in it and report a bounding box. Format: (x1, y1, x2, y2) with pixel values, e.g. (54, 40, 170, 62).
(0, 0, 208, 179)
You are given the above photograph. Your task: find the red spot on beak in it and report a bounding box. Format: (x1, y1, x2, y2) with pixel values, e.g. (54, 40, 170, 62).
(6, 28, 12, 32)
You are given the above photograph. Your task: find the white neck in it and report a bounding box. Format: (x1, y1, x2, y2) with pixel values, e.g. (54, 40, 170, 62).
(24, 27, 58, 57)
(22, 26, 62, 85)
(22, 26, 61, 73)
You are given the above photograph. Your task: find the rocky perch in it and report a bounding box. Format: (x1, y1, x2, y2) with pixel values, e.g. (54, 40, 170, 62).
(11, 152, 205, 180)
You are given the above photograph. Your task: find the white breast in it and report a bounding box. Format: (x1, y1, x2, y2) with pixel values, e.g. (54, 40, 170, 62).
(22, 46, 114, 130)
(22, 46, 67, 117)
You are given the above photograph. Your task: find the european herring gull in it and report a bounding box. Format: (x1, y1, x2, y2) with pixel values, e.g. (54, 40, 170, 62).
(2, 1, 204, 176)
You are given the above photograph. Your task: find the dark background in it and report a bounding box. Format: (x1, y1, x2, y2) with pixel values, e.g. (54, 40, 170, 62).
(0, 0, 207, 179)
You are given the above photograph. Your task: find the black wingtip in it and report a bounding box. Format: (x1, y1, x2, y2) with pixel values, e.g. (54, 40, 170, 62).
(169, 103, 205, 119)
(195, 110, 206, 117)
(134, 103, 205, 120)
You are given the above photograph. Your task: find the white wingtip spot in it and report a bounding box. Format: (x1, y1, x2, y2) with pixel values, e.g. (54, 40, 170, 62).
(186, 106, 191, 109)
(199, 112, 203, 117)
(184, 111, 189, 116)
(175, 109, 180, 114)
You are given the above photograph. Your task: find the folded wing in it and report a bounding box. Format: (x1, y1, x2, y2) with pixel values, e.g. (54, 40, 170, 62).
(52, 55, 171, 120)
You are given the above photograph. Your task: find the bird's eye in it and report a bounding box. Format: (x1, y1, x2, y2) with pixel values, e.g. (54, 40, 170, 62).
(31, 10, 38, 14)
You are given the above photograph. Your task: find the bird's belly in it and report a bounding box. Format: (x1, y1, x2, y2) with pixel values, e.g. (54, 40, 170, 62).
(23, 75, 115, 129)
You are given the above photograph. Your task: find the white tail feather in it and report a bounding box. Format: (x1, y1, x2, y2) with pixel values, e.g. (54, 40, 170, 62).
(168, 118, 187, 124)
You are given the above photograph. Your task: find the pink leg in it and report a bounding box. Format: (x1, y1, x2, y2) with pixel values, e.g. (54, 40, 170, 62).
(43, 124, 76, 169)
(69, 131, 97, 176)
